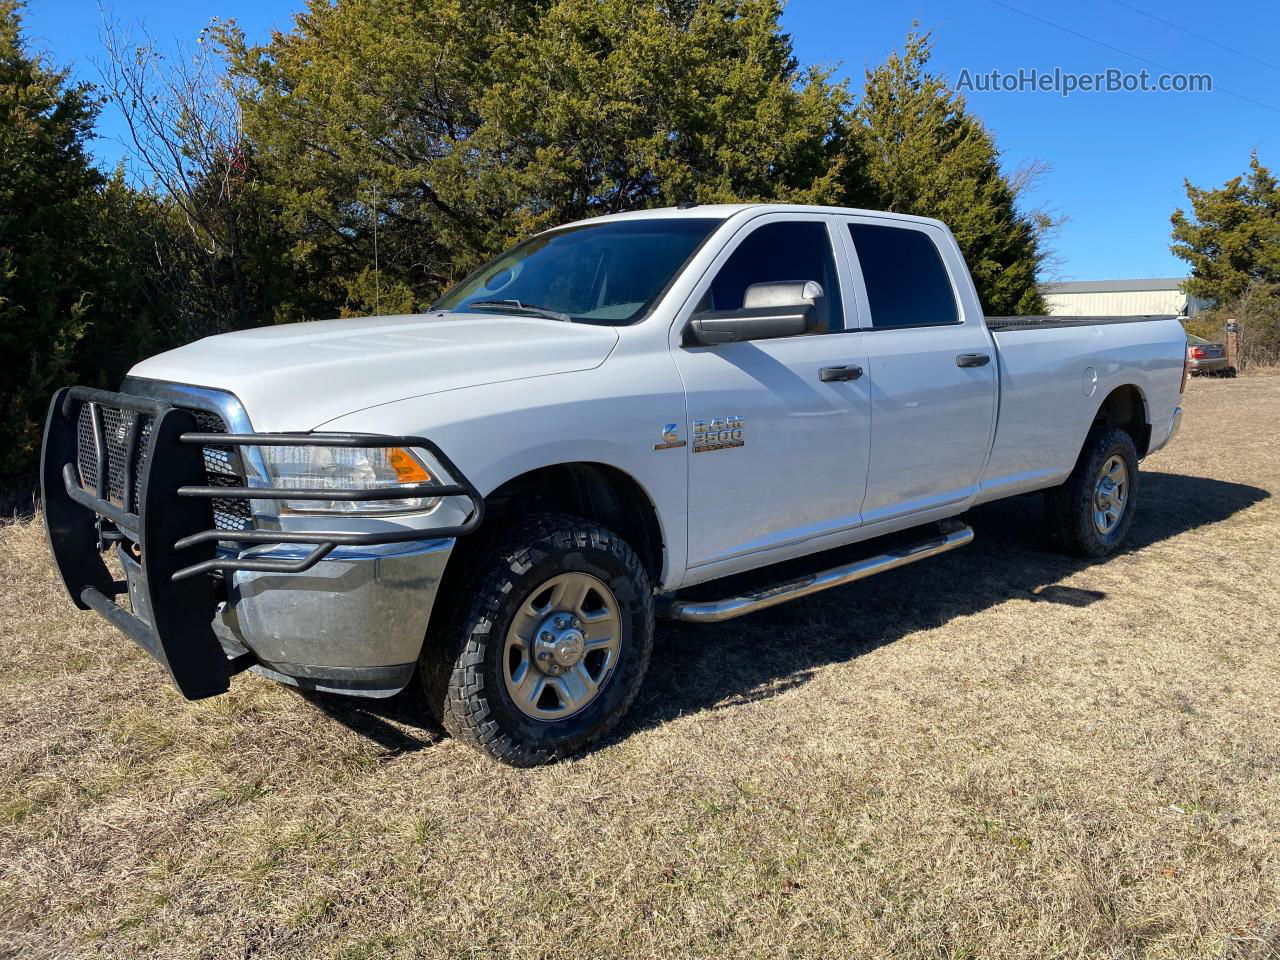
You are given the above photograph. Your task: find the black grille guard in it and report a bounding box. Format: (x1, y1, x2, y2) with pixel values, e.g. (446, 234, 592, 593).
(40, 385, 484, 700)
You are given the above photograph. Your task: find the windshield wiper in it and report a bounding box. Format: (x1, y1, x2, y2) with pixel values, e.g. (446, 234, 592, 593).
(465, 300, 572, 323)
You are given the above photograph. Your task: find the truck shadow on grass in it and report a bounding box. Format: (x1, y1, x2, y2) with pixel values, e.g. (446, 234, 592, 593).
(300, 686, 443, 756)
(299, 470, 1266, 759)
(621, 470, 1268, 741)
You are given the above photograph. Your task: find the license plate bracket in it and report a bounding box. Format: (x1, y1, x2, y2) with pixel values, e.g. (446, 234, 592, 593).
(120, 549, 154, 630)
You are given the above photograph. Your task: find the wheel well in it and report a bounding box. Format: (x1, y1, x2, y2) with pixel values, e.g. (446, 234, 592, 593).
(481, 463, 664, 582)
(1093, 385, 1150, 457)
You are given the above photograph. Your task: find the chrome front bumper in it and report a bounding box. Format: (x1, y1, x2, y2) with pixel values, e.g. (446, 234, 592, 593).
(219, 538, 453, 697)
(121, 538, 452, 698)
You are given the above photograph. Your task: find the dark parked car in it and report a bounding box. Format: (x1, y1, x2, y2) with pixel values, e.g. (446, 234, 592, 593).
(1187, 334, 1234, 376)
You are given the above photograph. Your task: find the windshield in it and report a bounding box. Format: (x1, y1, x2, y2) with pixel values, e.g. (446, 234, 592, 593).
(434, 218, 722, 325)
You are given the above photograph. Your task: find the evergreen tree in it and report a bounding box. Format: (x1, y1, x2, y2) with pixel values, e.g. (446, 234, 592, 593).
(217, 0, 850, 316)
(0, 0, 103, 480)
(843, 31, 1049, 315)
(1171, 151, 1280, 304)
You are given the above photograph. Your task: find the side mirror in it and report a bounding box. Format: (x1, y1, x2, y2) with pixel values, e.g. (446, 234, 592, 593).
(684, 281, 825, 346)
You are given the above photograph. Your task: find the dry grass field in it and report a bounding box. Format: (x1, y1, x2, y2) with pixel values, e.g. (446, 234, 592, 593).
(2, 373, 1278, 960)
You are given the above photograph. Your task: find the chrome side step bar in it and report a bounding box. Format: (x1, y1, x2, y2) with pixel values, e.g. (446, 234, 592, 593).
(659, 521, 975, 623)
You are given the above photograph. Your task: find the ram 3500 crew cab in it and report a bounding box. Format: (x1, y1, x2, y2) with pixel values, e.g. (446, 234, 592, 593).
(41, 204, 1187, 765)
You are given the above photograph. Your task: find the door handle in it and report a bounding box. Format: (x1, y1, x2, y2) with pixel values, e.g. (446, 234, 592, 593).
(819, 365, 864, 382)
(956, 353, 991, 368)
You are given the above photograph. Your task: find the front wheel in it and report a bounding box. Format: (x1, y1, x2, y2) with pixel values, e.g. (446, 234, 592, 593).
(1044, 427, 1140, 558)
(420, 514, 654, 766)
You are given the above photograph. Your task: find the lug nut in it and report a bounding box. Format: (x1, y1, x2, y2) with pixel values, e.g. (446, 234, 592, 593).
(541, 632, 553, 642)
(556, 617, 568, 629)
(572, 617, 581, 628)
(537, 651, 550, 661)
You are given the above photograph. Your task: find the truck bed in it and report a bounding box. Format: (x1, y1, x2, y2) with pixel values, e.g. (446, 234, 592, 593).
(973, 311, 1187, 507)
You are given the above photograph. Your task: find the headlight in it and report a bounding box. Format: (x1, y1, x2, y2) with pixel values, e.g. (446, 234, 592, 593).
(259, 445, 441, 515)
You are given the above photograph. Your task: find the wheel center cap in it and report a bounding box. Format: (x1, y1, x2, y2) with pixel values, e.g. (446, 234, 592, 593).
(533, 615, 586, 673)
(553, 632, 584, 666)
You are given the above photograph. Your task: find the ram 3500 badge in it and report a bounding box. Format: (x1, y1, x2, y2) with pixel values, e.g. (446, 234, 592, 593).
(692, 416, 745, 452)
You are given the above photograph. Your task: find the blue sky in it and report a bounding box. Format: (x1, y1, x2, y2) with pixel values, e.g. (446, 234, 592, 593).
(22, 0, 1280, 282)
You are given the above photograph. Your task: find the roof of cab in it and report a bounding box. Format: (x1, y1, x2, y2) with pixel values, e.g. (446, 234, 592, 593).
(555, 204, 759, 228)
(554, 203, 949, 232)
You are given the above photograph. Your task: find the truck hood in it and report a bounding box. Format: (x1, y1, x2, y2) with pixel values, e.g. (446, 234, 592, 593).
(128, 312, 620, 430)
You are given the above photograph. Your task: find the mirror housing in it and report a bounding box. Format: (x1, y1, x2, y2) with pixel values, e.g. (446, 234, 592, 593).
(684, 281, 825, 346)
(743, 280, 824, 309)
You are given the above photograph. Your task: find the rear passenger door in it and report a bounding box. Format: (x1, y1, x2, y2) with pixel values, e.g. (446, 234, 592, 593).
(838, 217, 997, 524)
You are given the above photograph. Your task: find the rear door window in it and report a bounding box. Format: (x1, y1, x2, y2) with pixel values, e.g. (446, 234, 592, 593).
(848, 223, 959, 329)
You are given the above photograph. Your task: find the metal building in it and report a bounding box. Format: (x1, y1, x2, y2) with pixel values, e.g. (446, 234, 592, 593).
(1041, 278, 1212, 317)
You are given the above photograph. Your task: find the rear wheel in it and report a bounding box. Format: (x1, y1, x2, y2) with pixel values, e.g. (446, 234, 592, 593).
(1044, 427, 1139, 558)
(420, 514, 654, 766)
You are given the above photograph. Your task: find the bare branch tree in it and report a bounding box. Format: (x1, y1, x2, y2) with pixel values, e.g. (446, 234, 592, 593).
(1009, 157, 1069, 284)
(96, 11, 269, 339)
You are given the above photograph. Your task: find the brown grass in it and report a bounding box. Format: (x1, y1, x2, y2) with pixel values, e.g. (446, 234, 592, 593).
(2, 375, 1279, 960)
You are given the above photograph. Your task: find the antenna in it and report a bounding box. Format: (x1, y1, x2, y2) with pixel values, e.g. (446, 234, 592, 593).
(372, 191, 380, 316)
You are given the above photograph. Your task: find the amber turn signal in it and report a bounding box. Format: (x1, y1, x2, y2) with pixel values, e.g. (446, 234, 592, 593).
(388, 447, 433, 484)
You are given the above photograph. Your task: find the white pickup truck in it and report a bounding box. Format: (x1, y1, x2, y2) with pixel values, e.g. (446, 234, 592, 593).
(41, 204, 1187, 765)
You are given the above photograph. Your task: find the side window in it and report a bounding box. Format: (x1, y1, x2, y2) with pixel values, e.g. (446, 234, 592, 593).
(698, 221, 843, 332)
(848, 223, 959, 329)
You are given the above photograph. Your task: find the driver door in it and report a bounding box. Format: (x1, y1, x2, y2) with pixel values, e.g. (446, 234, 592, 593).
(672, 213, 871, 574)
